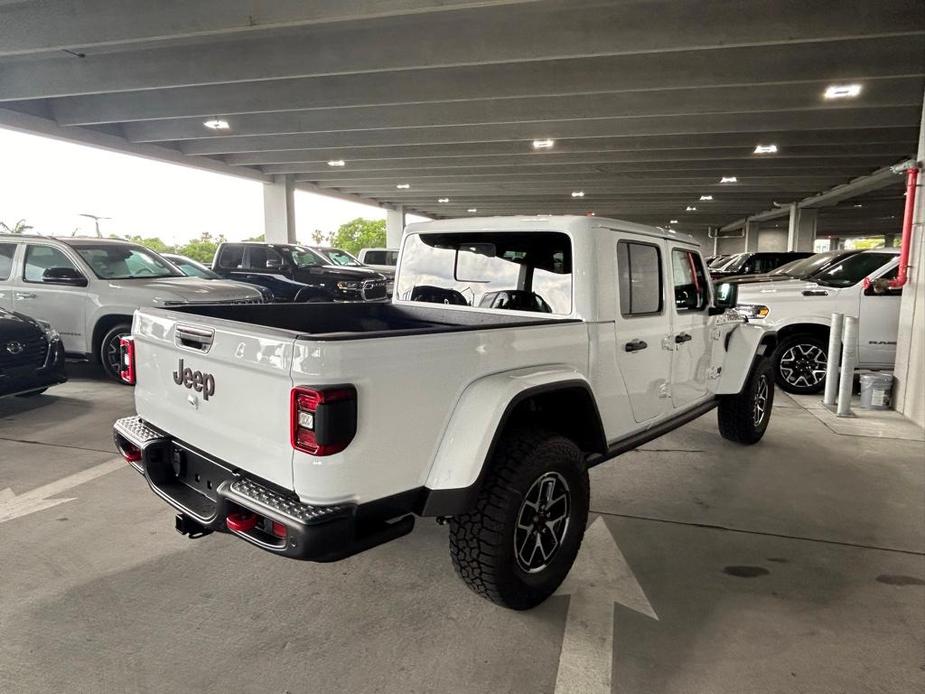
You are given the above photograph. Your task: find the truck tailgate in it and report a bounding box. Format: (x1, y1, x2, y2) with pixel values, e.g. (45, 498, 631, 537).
(132, 310, 296, 490)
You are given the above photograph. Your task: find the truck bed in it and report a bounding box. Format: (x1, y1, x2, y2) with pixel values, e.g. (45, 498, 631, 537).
(168, 301, 574, 340)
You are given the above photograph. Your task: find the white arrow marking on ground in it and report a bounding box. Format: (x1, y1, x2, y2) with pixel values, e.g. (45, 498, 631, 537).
(554, 516, 658, 694)
(0, 458, 124, 524)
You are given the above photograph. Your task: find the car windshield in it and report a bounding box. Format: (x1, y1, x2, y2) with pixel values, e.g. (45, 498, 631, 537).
(169, 256, 219, 279)
(321, 248, 363, 267)
(707, 255, 729, 268)
(397, 231, 572, 314)
(284, 247, 327, 268)
(715, 253, 748, 272)
(770, 252, 842, 278)
(812, 252, 893, 287)
(73, 244, 182, 279)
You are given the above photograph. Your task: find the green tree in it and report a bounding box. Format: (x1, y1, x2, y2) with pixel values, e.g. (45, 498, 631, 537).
(177, 232, 226, 264)
(0, 219, 33, 234)
(330, 218, 386, 255)
(245, 233, 265, 242)
(124, 235, 173, 254)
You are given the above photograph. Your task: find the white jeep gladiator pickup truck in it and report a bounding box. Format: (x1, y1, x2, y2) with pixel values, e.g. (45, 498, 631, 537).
(114, 216, 776, 610)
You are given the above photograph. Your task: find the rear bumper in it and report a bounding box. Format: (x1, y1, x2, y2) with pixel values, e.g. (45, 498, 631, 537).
(113, 416, 413, 561)
(0, 340, 67, 397)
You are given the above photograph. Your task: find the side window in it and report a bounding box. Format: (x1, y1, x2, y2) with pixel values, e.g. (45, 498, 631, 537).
(244, 246, 284, 270)
(23, 245, 78, 283)
(364, 250, 385, 265)
(616, 241, 662, 316)
(868, 266, 903, 297)
(0, 243, 16, 281)
(671, 249, 708, 312)
(216, 245, 244, 269)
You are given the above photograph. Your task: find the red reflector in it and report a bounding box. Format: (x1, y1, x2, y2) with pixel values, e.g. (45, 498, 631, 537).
(120, 441, 142, 463)
(119, 336, 136, 385)
(226, 511, 257, 533)
(271, 521, 287, 539)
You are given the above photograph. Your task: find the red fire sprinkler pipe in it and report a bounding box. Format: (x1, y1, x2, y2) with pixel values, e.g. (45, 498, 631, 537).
(889, 165, 920, 289)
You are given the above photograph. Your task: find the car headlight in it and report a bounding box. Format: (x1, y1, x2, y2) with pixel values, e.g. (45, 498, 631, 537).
(35, 319, 60, 342)
(336, 281, 361, 291)
(735, 303, 770, 319)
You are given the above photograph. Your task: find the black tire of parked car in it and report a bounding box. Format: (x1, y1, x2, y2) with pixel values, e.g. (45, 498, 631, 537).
(449, 428, 589, 610)
(100, 323, 132, 383)
(773, 333, 829, 395)
(718, 356, 775, 445)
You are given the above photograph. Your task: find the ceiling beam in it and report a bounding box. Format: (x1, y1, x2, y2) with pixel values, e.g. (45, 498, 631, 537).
(48, 38, 925, 124)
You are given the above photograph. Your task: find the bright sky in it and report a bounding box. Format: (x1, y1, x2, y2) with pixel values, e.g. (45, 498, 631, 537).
(0, 127, 422, 244)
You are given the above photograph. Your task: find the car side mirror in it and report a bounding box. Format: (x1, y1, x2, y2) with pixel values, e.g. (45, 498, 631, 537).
(709, 281, 738, 315)
(864, 278, 902, 296)
(42, 267, 88, 287)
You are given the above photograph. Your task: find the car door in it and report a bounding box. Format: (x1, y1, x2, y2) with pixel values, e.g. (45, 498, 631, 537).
(14, 243, 88, 353)
(0, 241, 20, 311)
(613, 237, 672, 423)
(668, 246, 712, 409)
(858, 262, 902, 367)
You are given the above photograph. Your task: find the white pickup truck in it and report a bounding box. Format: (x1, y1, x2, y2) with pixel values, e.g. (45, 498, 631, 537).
(735, 248, 902, 394)
(114, 216, 776, 610)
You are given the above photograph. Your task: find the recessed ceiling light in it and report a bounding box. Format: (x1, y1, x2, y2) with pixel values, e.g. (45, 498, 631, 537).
(438, 197, 449, 203)
(670, 219, 679, 224)
(467, 208, 478, 213)
(203, 118, 230, 130)
(685, 205, 697, 211)
(589, 212, 596, 216)
(396, 183, 411, 189)
(699, 195, 713, 201)
(824, 84, 862, 100)
(327, 160, 345, 167)
(571, 191, 585, 198)
(720, 176, 738, 183)
(754, 144, 778, 155)
(853, 203, 863, 208)
(532, 138, 555, 150)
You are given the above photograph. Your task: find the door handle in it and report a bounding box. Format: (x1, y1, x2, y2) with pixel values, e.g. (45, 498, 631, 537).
(15, 292, 37, 299)
(624, 339, 648, 353)
(674, 333, 692, 344)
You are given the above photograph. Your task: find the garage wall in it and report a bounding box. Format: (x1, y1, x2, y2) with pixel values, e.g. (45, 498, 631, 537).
(757, 227, 788, 251)
(716, 235, 745, 255)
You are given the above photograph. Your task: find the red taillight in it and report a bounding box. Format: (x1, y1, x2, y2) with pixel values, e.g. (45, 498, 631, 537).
(290, 386, 357, 456)
(119, 336, 135, 385)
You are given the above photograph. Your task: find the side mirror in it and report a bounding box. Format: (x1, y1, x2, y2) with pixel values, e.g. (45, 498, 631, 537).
(709, 281, 738, 315)
(42, 267, 88, 287)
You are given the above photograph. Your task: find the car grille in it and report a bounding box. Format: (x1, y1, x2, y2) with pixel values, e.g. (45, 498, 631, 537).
(361, 279, 387, 301)
(0, 334, 48, 372)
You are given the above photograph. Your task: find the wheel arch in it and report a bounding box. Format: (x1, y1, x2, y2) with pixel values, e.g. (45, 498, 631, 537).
(91, 313, 134, 359)
(419, 368, 605, 517)
(775, 321, 831, 347)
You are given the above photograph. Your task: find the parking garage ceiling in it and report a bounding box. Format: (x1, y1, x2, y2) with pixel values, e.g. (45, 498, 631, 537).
(0, 0, 922, 234)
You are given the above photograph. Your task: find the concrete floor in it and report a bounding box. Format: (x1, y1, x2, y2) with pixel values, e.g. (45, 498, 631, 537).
(0, 365, 922, 694)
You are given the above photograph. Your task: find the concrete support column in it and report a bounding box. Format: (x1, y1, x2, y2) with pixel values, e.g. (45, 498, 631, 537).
(893, 90, 925, 427)
(386, 205, 405, 248)
(263, 175, 296, 243)
(744, 219, 759, 252)
(787, 204, 818, 251)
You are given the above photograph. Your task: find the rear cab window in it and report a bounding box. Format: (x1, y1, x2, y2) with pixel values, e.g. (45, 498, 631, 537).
(616, 240, 663, 316)
(396, 231, 573, 314)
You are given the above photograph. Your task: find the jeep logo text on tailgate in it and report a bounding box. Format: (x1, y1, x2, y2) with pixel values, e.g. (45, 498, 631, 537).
(172, 359, 215, 400)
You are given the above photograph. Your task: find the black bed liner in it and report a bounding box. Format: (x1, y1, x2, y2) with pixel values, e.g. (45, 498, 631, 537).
(170, 302, 579, 340)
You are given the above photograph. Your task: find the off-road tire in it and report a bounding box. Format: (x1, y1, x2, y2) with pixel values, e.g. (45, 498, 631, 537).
(718, 357, 774, 444)
(100, 323, 132, 383)
(773, 334, 828, 394)
(448, 429, 589, 610)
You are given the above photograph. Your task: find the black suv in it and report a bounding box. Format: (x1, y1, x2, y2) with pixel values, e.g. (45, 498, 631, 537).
(710, 251, 813, 280)
(212, 243, 388, 302)
(0, 309, 67, 398)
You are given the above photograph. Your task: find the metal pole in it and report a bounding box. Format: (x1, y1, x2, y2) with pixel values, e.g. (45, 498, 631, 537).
(823, 313, 844, 407)
(836, 316, 859, 417)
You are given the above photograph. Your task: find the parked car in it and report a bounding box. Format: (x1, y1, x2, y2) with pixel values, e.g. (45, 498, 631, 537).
(0, 236, 265, 380)
(312, 246, 394, 296)
(115, 215, 776, 611)
(212, 242, 388, 302)
(162, 252, 274, 302)
(736, 248, 901, 394)
(357, 247, 399, 275)
(0, 307, 67, 398)
(707, 254, 731, 268)
(710, 251, 813, 280)
(722, 250, 860, 285)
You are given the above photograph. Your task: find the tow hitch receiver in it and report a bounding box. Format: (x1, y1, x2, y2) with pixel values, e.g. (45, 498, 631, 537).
(175, 513, 213, 539)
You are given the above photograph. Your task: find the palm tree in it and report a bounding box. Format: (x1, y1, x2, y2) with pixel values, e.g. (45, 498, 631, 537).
(0, 219, 33, 234)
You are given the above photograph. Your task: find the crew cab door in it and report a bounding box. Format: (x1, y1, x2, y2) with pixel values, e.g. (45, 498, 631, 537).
(613, 238, 672, 423)
(0, 241, 19, 311)
(14, 243, 88, 353)
(668, 247, 712, 409)
(858, 262, 902, 367)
